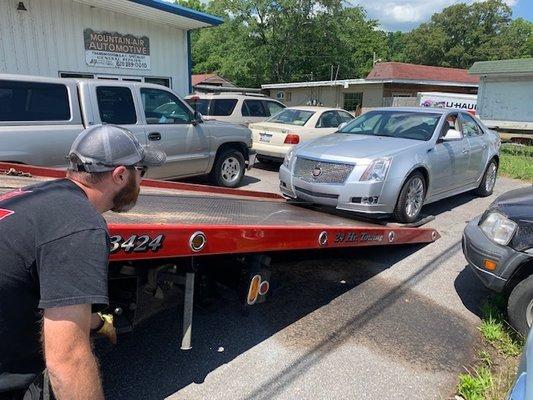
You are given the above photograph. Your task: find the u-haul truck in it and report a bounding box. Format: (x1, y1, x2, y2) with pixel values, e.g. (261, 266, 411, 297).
(417, 92, 477, 115)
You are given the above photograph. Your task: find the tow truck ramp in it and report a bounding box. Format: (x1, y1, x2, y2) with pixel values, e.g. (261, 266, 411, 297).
(0, 162, 439, 349)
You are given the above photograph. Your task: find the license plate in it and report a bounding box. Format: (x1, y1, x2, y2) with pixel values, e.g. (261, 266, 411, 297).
(259, 133, 272, 143)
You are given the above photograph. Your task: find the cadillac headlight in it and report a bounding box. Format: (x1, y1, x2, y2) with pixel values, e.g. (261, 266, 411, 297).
(480, 212, 517, 245)
(360, 157, 392, 182)
(283, 148, 295, 168)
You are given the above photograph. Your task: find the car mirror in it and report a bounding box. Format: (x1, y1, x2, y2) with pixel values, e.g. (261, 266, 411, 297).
(441, 128, 462, 141)
(338, 122, 348, 130)
(192, 111, 203, 126)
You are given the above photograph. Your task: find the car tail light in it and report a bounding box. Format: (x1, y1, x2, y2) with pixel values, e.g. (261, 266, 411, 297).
(284, 134, 300, 144)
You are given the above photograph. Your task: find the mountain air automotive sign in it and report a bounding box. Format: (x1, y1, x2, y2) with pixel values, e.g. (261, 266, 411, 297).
(84, 29, 150, 70)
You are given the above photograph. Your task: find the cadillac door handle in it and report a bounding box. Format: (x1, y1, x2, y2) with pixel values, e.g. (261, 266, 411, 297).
(148, 132, 161, 141)
(462, 148, 469, 154)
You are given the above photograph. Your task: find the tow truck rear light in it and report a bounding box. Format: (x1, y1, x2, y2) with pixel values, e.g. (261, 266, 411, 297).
(247, 275, 261, 305)
(284, 134, 300, 144)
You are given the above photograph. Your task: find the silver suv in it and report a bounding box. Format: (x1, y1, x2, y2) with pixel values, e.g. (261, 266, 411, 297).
(185, 92, 285, 126)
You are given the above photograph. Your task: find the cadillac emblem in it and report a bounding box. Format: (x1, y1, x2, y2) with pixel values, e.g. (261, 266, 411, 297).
(312, 166, 322, 178)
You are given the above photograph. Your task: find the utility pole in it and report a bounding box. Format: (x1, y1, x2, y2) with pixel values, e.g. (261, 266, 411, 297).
(373, 52, 382, 66)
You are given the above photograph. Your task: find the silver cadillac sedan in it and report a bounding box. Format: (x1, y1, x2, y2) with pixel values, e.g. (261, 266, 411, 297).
(279, 107, 500, 223)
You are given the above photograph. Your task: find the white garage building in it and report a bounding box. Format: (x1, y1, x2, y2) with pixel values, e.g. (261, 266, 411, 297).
(0, 0, 223, 96)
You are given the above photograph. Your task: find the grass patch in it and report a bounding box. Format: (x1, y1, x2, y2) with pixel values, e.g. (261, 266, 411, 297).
(458, 366, 493, 400)
(456, 296, 524, 400)
(479, 301, 522, 357)
(499, 144, 533, 181)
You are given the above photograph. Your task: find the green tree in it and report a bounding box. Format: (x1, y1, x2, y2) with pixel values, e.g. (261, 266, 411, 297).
(404, 0, 532, 68)
(188, 1, 388, 86)
(174, 0, 206, 12)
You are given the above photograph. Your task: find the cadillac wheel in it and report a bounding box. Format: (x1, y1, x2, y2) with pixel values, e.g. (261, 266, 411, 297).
(394, 172, 426, 223)
(209, 148, 245, 188)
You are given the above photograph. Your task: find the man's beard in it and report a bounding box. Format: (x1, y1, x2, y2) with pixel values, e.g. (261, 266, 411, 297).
(111, 173, 140, 213)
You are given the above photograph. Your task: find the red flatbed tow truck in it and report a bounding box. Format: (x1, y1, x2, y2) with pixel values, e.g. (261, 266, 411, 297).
(0, 162, 440, 349)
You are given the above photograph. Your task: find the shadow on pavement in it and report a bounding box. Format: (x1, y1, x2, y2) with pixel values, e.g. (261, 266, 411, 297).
(97, 244, 426, 399)
(454, 264, 493, 320)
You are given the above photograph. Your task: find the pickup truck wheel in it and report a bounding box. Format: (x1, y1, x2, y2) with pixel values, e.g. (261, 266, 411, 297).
(507, 275, 533, 337)
(475, 159, 498, 197)
(393, 172, 426, 223)
(209, 148, 245, 188)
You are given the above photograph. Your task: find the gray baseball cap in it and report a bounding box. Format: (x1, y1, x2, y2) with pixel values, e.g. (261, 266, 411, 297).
(67, 124, 166, 173)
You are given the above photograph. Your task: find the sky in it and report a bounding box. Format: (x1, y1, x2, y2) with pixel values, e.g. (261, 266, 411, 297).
(349, 0, 533, 31)
(183, 0, 532, 32)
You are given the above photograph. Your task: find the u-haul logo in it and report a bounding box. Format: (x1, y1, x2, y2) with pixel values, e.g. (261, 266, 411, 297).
(0, 209, 14, 221)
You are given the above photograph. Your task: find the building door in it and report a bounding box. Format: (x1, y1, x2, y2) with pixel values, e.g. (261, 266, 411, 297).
(343, 92, 363, 115)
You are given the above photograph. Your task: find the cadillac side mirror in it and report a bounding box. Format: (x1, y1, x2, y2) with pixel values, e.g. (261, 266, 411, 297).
(338, 122, 348, 130)
(441, 128, 462, 142)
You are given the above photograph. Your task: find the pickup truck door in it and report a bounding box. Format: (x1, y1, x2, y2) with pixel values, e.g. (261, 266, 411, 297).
(428, 113, 471, 195)
(79, 82, 148, 147)
(137, 87, 210, 180)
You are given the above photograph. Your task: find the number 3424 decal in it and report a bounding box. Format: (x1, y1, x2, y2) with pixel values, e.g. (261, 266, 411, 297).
(109, 234, 165, 254)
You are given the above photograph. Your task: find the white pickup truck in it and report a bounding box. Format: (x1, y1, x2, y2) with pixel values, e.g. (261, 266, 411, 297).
(0, 74, 255, 187)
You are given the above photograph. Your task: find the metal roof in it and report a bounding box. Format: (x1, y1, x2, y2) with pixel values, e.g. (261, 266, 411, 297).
(73, 0, 224, 29)
(262, 78, 478, 90)
(469, 58, 533, 76)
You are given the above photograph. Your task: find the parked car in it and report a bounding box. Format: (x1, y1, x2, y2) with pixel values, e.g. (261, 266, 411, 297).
(463, 186, 533, 336)
(250, 106, 354, 163)
(279, 107, 501, 223)
(0, 74, 255, 187)
(185, 92, 285, 126)
(508, 326, 533, 400)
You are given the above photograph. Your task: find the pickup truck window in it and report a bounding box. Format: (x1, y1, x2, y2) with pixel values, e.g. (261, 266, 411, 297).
(0, 80, 70, 122)
(96, 86, 137, 125)
(141, 88, 192, 124)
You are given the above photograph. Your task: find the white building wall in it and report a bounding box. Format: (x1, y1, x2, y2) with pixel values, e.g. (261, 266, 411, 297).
(0, 0, 189, 95)
(270, 83, 384, 110)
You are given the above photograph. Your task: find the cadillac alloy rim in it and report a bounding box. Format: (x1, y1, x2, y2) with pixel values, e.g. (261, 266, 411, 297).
(221, 157, 241, 184)
(405, 177, 424, 218)
(486, 163, 497, 192)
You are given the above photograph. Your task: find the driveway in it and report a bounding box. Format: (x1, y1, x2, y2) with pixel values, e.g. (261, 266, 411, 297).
(98, 163, 527, 400)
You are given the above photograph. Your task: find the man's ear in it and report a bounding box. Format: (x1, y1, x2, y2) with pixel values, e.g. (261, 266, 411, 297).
(111, 166, 128, 186)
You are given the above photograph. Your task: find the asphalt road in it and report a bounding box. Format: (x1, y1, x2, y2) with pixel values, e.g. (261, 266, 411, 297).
(98, 163, 528, 400)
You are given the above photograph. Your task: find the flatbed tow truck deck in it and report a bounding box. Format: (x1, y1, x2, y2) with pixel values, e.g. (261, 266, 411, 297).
(0, 162, 440, 348)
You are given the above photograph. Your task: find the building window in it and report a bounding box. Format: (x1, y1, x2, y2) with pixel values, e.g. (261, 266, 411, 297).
(145, 77, 171, 88)
(0, 80, 70, 122)
(59, 72, 95, 79)
(392, 93, 415, 98)
(343, 92, 363, 114)
(96, 86, 137, 125)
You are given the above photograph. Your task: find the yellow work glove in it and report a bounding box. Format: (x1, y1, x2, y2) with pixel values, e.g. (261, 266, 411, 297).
(92, 312, 117, 345)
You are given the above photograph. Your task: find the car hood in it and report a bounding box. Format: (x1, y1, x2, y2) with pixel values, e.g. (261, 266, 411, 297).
(491, 186, 533, 222)
(295, 133, 424, 163)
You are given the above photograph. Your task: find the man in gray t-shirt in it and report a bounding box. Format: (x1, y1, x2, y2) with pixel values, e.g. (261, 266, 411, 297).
(0, 125, 165, 400)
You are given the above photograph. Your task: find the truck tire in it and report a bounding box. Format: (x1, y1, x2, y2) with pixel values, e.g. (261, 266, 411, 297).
(507, 275, 533, 337)
(393, 171, 426, 223)
(475, 159, 498, 197)
(209, 148, 245, 188)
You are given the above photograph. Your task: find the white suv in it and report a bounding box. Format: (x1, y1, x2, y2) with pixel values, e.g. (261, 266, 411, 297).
(185, 93, 285, 126)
